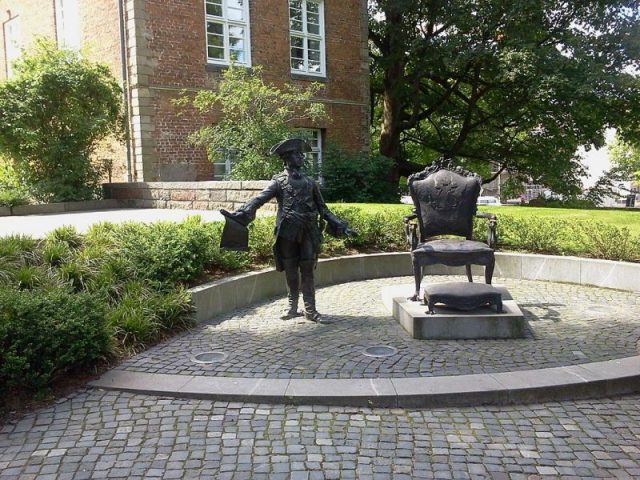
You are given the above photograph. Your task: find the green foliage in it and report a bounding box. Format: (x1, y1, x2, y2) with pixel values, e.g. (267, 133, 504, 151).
(0, 287, 110, 392)
(88, 216, 214, 286)
(182, 65, 328, 180)
(106, 280, 193, 354)
(608, 134, 640, 183)
(570, 222, 640, 262)
(495, 216, 566, 254)
(369, 1, 640, 193)
(320, 144, 397, 203)
(0, 155, 30, 207)
(0, 39, 124, 202)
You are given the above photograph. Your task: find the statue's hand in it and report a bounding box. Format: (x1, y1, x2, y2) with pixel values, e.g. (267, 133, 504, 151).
(220, 209, 251, 227)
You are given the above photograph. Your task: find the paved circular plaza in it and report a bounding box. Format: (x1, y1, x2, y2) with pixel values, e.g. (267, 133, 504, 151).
(2, 389, 640, 479)
(116, 276, 640, 379)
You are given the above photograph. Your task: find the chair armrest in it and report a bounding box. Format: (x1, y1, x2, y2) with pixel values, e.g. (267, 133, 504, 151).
(403, 214, 419, 250)
(476, 212, 497, 248)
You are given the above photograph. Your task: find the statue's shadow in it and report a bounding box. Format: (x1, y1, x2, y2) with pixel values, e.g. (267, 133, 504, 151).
(518, 303, 565, 323)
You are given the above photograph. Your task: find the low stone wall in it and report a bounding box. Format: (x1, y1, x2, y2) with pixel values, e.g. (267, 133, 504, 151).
(103, 181, 275, 211)
(0, 199, 125, 217)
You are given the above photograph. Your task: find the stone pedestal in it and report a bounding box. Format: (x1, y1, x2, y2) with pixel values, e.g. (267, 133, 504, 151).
(382, 284, 526, 340)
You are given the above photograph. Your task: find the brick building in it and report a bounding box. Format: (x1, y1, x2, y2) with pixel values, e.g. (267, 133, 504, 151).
(1, 0, 370, 182)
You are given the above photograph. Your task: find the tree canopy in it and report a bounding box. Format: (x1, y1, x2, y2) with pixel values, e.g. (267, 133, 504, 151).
(369, 0, 640, 194)
(608, 133, 640, 183)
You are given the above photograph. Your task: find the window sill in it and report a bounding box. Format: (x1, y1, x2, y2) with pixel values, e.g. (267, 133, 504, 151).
(205, 63, 252, 72)
(291, 72, 327, 82)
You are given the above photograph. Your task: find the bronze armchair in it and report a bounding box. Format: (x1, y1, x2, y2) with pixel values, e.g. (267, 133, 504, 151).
(403, 161, 498, 301)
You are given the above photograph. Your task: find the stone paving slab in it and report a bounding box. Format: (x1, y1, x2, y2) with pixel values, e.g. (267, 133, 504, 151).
(2, 389, 640, 479)
(115, 276, 640, 379)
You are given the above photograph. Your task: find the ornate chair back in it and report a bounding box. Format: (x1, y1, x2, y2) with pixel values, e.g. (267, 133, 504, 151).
(409, 165, 482, 241)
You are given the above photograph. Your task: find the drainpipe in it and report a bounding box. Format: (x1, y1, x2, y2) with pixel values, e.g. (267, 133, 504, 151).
(118, 0, 133, 182)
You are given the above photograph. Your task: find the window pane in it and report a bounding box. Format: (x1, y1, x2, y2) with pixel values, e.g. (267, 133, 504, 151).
(227, 7, 243, 21)
(290, 17, 303, 31)
(208, 46, 224, 59)
(291, 58, 305, 70)
(207, 21, 223, 35)
(308, 49, 320, 62)
(289, 0, 302, 10)
(291, 36, 303, 48)
(208, 34, 224, 47)
(307, 22, 319, 35)
(230, 49, 245, 63)
(307, 1, 319, 14)
(227, 0, 244, 9)
(206, 1, 222, 16)
(229, 25, 244, 37)
(308, 39, 320, 51)
(309, 60, 321, 72)
(229, 38, 244, 49)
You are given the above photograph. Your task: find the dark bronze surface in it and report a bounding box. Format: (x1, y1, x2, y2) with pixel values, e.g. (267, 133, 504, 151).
(404, 159, 498, 301)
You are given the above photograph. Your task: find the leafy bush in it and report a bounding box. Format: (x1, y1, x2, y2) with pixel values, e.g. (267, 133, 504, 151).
(0, 287, 110, 392)
(0, 39, 124, 202)
(0, 155, 30, 207)
(86, 216, 213, 285)
(182, 64, 327, 180)
(570, 222, 640, 262)
(320, 145, 397, 203)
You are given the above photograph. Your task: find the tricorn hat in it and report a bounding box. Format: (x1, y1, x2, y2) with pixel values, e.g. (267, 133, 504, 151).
(269, 138, 311, 158)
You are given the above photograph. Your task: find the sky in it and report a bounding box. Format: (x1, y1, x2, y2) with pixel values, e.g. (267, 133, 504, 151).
(579, 129, 615, 188)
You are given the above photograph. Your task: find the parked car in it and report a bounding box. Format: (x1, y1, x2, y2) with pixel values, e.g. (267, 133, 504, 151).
(477, 196, 501, 206)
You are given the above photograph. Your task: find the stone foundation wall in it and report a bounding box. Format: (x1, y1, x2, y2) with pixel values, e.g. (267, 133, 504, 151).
(102, 181, 275, 211)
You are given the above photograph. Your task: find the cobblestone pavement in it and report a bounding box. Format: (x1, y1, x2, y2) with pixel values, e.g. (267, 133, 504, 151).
(117, 276, 640, 379)
(1, 389, 640, 479)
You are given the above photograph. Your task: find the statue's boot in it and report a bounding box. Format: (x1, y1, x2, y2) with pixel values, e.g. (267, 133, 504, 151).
(281, 259, 302, 320)
(300, 260, 328, 324)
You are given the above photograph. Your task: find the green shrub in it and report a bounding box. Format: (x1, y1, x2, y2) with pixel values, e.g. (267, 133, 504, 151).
(570, 222, 640, 262)
(320, 145, 397, 203)
(90, 217, 214, 285)
(495, 215, 566, 254)
(0, 155, 30, 206)
(0, 287, 110, 392)
(46, 225, 83, 249)
(41, 241, 72, 267)
(0, 39, 124, 202)
(0, 187, 30, 207)
(107, 280, 193, 353)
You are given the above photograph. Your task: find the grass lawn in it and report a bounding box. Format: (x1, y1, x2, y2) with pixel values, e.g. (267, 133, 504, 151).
(329, 203, 640, 237)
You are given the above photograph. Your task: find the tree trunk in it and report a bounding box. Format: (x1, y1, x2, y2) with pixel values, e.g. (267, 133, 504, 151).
(378, 6, 405, 186)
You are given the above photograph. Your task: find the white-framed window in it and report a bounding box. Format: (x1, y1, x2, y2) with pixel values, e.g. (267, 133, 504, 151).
(204, 0, 251, 66)
(297, 128, 323, 179)
(212, 149, 235, 180)
(55, 0, 82, 49)
(3, 16, 21, 78)
(289, 0, 325, 76)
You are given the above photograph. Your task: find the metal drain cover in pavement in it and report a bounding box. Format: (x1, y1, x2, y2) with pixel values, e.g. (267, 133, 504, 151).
(362, 346, 398, 358)
(191, 351, 228, 364)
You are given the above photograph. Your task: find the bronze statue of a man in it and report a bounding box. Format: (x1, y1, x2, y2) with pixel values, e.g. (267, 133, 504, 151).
(221, 138, 352, 323)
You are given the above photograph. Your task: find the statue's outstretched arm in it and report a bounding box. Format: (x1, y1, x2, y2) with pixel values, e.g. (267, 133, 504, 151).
(221, 180, 278, 226)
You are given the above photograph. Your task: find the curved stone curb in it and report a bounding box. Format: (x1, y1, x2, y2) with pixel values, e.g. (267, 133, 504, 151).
(91, 355, 640, 407)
